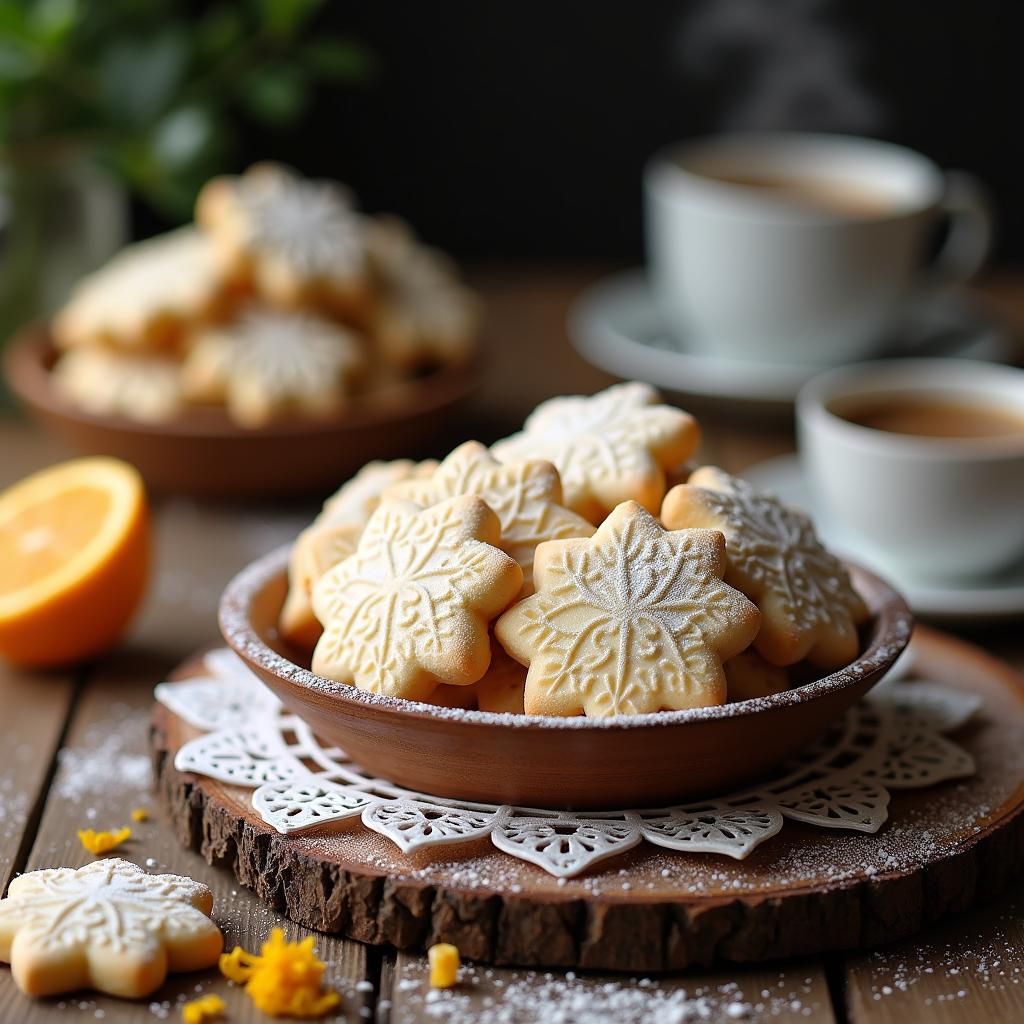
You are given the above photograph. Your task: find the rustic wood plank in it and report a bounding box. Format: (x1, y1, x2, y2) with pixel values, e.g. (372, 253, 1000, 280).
(845, 882, 1024, 1023)
(0, 667, 77, 893)
(0, 652, 374, 1023)
(385, 951, 836, 1023)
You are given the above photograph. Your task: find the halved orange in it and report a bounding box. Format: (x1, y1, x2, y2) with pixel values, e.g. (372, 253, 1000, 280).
(0, 457, 149, 668)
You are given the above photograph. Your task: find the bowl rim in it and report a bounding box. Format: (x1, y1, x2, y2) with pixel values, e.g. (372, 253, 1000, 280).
(3, 323, 480, 440)
(219, 544, 914, 732)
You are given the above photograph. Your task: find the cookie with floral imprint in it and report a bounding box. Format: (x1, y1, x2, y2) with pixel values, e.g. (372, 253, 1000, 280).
(278, 459, 438, 649)
(496, 501, 760, 717)
(311, 495, 522, 701)
(197, 162, 370, 316)
(53, 348, 184, 423)
(491, 382, 700, 523)
(661, 467, 868, 669)
(364, 216, 480, 372)
(383, 440, 594, 597)
(181, 307, 365, 428)
(0, 859, 222, 998)
(52, 226, 235, 353)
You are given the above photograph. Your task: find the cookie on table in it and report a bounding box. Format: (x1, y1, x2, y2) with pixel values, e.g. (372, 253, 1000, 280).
(661, 467, 868, 669)
(52, 227, 231, 352)
(197, 162, 368, 314)
(384, 441, 594, 597)
(491, 382, 700, 523)
(364, 216, 480, 372)
(0, 859, 222, 998)
(496, 501, 760, 717)
(279, 522, 362, 649)
(53, 348, 183, 423)
(311, 496, 522, 700)
(725, 648, 790, 703)
(181, 308, 365, 427)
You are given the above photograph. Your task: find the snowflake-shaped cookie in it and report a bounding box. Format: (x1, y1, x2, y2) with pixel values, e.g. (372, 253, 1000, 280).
(491, 382, 700, 522)
(182, 308, 365, 427)
(365, 217, 479, 370)
(279, 521, 362, 648)
(197, 163, 367, 308)
(320, 459, 438, 528)
(661, 467, 868, 668)
(384, 441, 594, 596)
(53, 226, 229, 351)
(54, 348, 184, 423)
(475, 642, 527, 713)
(496, 502, 760, 717)
(311, 496, 522, 699)
(0, 859, 223, 998)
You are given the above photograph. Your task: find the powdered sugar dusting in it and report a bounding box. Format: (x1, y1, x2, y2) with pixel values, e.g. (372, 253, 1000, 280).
(57, 705, 152, 802)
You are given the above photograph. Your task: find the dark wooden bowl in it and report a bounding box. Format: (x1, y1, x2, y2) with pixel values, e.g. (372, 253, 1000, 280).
(3, 325, 479, 498)
(220, 546, 914, 809)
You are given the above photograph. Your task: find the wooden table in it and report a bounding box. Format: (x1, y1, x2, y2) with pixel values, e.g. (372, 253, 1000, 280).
(1, 268, 1023, 1022)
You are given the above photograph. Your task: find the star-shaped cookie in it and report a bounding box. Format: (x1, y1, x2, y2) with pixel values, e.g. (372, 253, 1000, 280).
(182, 308, 365, 427)
(311, 496, 522, 699)
(197, 162, 368, 310)
(490, 382, 700, 522)
(661, 467, 868, 668)
(279, 521, 362, 648)
(383, 441, 594, 596)
(495, 501, 760, 717)
(0, 859, 223, 998)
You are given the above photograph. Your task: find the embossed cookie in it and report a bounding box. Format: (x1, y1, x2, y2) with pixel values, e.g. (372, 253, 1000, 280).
(384, 441, 594, 596)
(182, 308, 365, 427)
(661, 467, 868, 669)
(725, 649, 790, 703)
(320, 459, 437, 528)
(53, 348, 183, 423)
(495, 501, 760, 717)
(311, 496, 522, 700)
(491, 382, 700, 522)
(197, 162, 368, 313)
(365, 217, 480, 371)
(279, 521, 362, 648)
(53, 227, 231, 352)
(0, 859, 223, 998)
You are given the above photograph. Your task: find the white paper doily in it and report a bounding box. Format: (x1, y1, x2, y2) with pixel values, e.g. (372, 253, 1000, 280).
(155, 650, 979, 879)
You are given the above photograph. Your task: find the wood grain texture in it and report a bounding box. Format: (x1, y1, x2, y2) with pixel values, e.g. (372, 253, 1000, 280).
(0, 654, 372, 1023)
(153, 626, 1024, 973)
(382, 950, 836, 1024)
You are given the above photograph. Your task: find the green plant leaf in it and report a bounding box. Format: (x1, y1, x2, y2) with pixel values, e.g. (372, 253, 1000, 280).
(98, 26, 189, 126)
(28, 0, 78, 46)
(151, 104, 213, 169)
(255, 0, 323, 37)
(239, 63, 309, 125)
(304, 36, 375, 82)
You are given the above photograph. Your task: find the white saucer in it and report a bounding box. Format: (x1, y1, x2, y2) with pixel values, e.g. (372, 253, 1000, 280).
(743, 454, 1024, 623)
(568, 270, 1016, 412)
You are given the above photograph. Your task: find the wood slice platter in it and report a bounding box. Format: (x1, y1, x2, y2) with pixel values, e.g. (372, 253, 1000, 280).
(151, 625, 1024, 972)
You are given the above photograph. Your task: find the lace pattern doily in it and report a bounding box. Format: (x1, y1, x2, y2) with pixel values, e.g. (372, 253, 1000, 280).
(155, 650, 979, 879)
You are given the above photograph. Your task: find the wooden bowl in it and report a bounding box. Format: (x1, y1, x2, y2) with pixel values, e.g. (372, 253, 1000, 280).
(219, 546, 914, 809)
(3, 325, 478, 498)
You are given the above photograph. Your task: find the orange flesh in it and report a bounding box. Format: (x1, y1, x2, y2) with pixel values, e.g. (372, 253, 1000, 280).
(0, 487, 111, 597)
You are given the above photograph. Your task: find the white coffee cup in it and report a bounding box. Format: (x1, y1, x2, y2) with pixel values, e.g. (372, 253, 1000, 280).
(797, 359, 1024, 582)
(645, 133, 992, 365)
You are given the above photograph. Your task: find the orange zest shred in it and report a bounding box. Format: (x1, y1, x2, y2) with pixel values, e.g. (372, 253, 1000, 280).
(181, 993, 226, 1023)
(130, 807, 150, 822)
(77, 826, 132, 855)
(428, 942, 460, 988)
(219, 927, 340, 1019)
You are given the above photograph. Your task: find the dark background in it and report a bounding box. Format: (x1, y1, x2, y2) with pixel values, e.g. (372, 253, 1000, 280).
(192, 1, 1024, 264)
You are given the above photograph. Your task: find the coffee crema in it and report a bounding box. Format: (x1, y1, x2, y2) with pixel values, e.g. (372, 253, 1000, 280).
(702, 171, 897, 219)
(836, 396, 1024, 439)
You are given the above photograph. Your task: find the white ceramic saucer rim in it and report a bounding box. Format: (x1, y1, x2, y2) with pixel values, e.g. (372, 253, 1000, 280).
(743, 453, 1024, 621)
(567, 269, 1012, 406)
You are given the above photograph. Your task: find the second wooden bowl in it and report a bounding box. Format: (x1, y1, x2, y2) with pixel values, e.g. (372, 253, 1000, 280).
(219, 546, 913, 809)
(4, 326, 478, 498)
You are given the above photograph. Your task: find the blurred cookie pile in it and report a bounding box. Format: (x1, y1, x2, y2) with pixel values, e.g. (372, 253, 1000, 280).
(279, 382, 868, 718)
(51, 163, 479, 428)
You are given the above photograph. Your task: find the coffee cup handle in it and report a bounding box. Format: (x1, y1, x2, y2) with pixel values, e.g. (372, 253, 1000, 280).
(924, 170, 994, 286)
